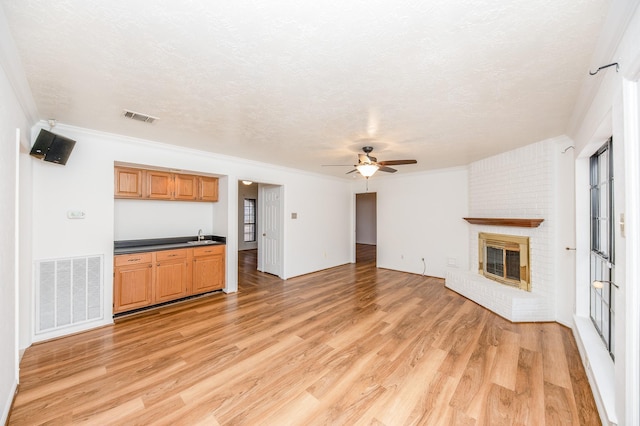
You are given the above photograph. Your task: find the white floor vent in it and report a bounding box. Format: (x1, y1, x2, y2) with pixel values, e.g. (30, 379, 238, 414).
(36, 255, 103, 335)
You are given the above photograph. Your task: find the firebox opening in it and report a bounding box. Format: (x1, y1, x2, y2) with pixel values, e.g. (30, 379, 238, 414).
(479, 233, 530, 291)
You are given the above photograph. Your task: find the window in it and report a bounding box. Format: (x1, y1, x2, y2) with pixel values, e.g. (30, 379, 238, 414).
(243, 198, 256, 242)
(590, 138, 615, 358)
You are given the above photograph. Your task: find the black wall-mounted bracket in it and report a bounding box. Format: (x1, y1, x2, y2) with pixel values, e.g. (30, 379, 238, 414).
(589, 62, 619, 76)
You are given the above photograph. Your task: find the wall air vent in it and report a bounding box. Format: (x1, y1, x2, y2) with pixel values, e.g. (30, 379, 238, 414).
(122, 109, 159, 124)
(35, 255, 103, 337)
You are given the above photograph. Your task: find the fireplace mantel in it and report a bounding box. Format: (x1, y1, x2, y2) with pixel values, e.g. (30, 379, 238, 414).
(463, 218, 544, 228)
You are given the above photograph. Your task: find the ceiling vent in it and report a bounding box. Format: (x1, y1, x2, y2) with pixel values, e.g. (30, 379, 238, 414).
(122, 109, 158, 124)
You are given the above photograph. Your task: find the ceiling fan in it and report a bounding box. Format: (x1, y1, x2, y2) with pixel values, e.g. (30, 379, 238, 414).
(344, 146, 417, 178)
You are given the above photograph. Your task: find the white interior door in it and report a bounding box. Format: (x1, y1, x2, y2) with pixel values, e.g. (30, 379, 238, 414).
(260, 184, 283, 277)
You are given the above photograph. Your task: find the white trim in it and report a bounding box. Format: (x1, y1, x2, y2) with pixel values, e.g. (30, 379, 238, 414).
(622, 78, 640, 426)
(574, 316, 618, 425)
(0, 381, 17, 425)
(14, 129, 20, 383)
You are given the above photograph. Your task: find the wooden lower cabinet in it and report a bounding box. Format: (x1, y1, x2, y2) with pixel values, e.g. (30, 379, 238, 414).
(113, 253, 153, 314)
(114, 246, 225, 314)
(155, 249, 189, 302)
(192, 245, 225, 294)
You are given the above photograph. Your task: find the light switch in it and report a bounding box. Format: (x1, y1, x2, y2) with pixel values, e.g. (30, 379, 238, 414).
(291, 212, 297, 219)
(67, 210, 86, 219)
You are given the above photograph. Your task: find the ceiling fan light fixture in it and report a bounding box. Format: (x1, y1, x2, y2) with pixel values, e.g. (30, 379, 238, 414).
(242, 180, 253, 185)
(356, 163, 379, 177)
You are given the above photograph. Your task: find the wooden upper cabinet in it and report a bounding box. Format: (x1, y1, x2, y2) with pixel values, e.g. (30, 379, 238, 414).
(199, 176, 219, 202)
(174, 174, 198, 201)
(145, 171, 173, 199)
(114, 167, 143, 198)
(114, 166, 218, 202)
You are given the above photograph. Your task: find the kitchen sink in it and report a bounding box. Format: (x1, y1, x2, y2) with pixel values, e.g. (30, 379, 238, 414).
(187, 240, 215, 245)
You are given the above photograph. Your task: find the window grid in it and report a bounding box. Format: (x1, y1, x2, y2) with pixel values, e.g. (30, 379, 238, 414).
(589, 138, 615, 359)
(243, 198, 256, 242)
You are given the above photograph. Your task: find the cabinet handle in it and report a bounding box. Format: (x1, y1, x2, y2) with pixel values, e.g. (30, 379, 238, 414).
(157, 263, 160, 266)
(168, 254, 177, 257)
(128, 258, 141, 262)
(148, 265, 152, 268)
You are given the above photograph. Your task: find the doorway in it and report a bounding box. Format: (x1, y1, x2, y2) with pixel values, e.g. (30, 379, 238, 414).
(237, 181, 284, 279)
(355, 192, 376, 264)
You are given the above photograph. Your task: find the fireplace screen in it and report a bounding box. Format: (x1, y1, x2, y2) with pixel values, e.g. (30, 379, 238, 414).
(479, 233, 530, 291)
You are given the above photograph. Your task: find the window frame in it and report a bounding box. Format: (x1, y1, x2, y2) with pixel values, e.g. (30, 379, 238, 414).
(589, 137, 615, 359)
(243, 198, 257, 243)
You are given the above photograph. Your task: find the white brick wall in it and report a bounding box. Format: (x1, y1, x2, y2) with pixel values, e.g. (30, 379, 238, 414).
(446, 138, 558, 322)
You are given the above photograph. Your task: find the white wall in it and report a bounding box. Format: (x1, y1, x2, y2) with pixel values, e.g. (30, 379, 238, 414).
(284, 177, 352, 278)
(0, 69, 22, 426)
(359, 167, 469, 278)
(115, 199, 217, 240)
(356, 192, 376, 245)
(555, 138, 577, 326)
(0, 28, 33, 426)
(567, 2, 640, 424)
(24, 123, 353, 345)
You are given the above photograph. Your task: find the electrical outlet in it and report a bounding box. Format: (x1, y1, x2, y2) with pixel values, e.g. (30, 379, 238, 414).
(401, 254, 404, 260)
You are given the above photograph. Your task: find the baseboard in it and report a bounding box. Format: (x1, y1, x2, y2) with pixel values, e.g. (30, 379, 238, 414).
(1, 380, 18, 426)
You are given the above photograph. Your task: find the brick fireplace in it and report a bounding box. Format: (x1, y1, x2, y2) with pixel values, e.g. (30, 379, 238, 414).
(445, 140, 558, 322)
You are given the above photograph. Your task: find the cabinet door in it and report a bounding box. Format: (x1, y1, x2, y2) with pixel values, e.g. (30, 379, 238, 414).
(192, 246, 225, 294)
(114, 167, 143, 198)
(199, 176, 218, 202)
(155, 259, 189, 302)
(174, 174, 198, 201)
(145, 171, 173, 199)
(192, 255, 224, 293)
(114, 262, 153, 313)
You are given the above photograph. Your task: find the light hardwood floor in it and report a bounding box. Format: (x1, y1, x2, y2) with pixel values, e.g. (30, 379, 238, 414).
(9, 245, 599, 425)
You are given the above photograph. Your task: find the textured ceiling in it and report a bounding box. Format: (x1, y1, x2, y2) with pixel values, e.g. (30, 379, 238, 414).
(2, 0, 608, 178)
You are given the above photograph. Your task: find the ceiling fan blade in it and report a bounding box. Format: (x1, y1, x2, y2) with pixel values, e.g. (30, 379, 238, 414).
(346, 169, 358, 174)
(378, 159, 417, 166)
(379, 166, 397, 173)
(321, 164, 353, 167)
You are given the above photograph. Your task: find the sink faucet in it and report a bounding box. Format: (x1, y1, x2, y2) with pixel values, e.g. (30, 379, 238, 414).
(198, 229, 204, 241)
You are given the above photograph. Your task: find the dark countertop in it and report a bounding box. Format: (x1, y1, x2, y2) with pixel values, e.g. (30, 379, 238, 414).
(114, 235, 226, 255)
